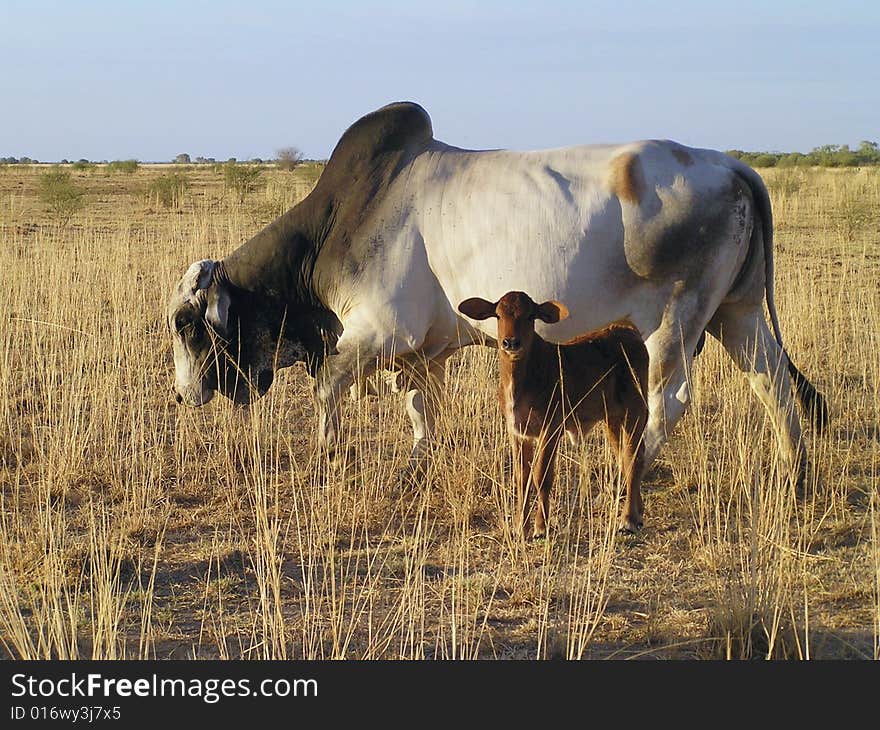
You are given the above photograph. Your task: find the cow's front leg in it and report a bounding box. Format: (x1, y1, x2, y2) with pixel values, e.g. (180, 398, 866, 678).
(314, 353, 360, 462)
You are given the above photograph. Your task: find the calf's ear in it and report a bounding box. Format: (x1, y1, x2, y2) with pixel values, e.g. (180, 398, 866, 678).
(536, 300, 569, 324)
(458, 297, 497, 320)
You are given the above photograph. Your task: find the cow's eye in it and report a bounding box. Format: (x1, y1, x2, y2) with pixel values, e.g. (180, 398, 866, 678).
(174, 312, 190, 334)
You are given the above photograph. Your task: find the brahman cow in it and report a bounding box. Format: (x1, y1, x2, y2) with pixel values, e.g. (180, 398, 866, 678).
(458, 291, 649, 538)
(167, 101, 827, 485)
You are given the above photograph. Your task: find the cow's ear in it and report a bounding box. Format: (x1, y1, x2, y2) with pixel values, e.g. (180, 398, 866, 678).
(458, 297, 497, 320)
(180, 259, 217, 300)
(536, 300, 569, 324)
(206, 282, 230, 337)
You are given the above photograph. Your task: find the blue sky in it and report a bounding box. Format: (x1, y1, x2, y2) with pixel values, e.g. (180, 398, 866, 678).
(2, 1, 878, 161)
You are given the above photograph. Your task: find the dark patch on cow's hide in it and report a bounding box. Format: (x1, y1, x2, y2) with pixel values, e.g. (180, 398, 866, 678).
(214, 102, 434, 390)
(213, 282, 343, 400)
(623, 173, 748, 281)
(221, 101, 433, 307)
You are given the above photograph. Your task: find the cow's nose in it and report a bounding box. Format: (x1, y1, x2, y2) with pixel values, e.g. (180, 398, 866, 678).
(502, 337, 521, 350)
(173, 389, 183, 405)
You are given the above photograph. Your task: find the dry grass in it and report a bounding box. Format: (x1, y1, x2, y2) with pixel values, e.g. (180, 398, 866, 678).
(0, 164, 877, 660)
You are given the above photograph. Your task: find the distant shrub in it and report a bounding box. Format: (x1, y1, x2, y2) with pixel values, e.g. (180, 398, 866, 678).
(751, 153, 779, 168)
(38, 167, 85, 226)
(223, 163, 263, 204)
(767, 169, 803, 197)
(775, 153, 803, 168)
(174, 153, 191, 164)
(71, 160, 95, 172)
(107, 159, 139, 174)
(276, 146, 303, 171)
(146, 172, 189, 208)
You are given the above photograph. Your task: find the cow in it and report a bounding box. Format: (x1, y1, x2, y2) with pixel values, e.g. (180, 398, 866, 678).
(458, 291, 649, 539)
(167, 101, 827, 487)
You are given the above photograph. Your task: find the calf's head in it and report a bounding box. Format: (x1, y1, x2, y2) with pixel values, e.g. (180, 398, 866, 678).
(458, 291, 569, 361)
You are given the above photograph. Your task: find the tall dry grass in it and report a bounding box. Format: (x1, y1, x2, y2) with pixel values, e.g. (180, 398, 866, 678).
(0, 165, 877, 659)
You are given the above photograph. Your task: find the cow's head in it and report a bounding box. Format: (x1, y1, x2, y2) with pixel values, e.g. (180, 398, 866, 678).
(458, 291, 569, 362)
(167, 260, 330, 407)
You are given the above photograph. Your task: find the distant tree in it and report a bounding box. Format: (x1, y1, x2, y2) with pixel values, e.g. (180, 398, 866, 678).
(835, 145, 858, 167)
(38, 167, 84, 226)
(251, 158, 264, 164)
(811, 145, 840, 167)
(856, 140, 880, 164)
(276, 146, 303, 171)
(174, 153, 191, 164)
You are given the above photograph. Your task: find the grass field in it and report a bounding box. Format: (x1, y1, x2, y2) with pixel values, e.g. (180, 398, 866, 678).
(0, 162, 877, 659)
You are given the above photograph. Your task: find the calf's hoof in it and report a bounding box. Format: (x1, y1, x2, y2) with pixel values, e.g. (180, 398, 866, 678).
(521, 523, 547, 541)
(618, 515, 643, 533)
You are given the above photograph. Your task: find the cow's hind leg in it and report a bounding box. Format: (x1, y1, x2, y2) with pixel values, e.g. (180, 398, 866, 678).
(642, 296, 704, 472)
(707, 305, 807, 486)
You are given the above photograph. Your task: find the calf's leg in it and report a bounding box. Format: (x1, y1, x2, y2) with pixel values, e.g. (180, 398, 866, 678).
(530, 435, 559, 540)
(512, 435, 536, 539)
(606, 408, 647, 532)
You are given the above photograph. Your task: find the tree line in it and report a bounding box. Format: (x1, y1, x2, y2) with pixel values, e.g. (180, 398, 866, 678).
(1, 147, 307, 168)
(6, 142, 879, 169)
(726, 141, 880, 168)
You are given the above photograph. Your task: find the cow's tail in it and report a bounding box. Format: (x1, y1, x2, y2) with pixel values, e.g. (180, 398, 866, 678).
(729, 159, 829, 433)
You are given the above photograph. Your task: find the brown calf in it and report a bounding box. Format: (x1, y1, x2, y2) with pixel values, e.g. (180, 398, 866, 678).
(458, 291, 650, 539)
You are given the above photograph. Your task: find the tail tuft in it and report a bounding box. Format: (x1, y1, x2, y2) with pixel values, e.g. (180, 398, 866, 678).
(787, 358, 829, 433)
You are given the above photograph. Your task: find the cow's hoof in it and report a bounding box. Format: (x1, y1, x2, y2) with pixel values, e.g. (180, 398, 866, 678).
(392, 465, 424, 496)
